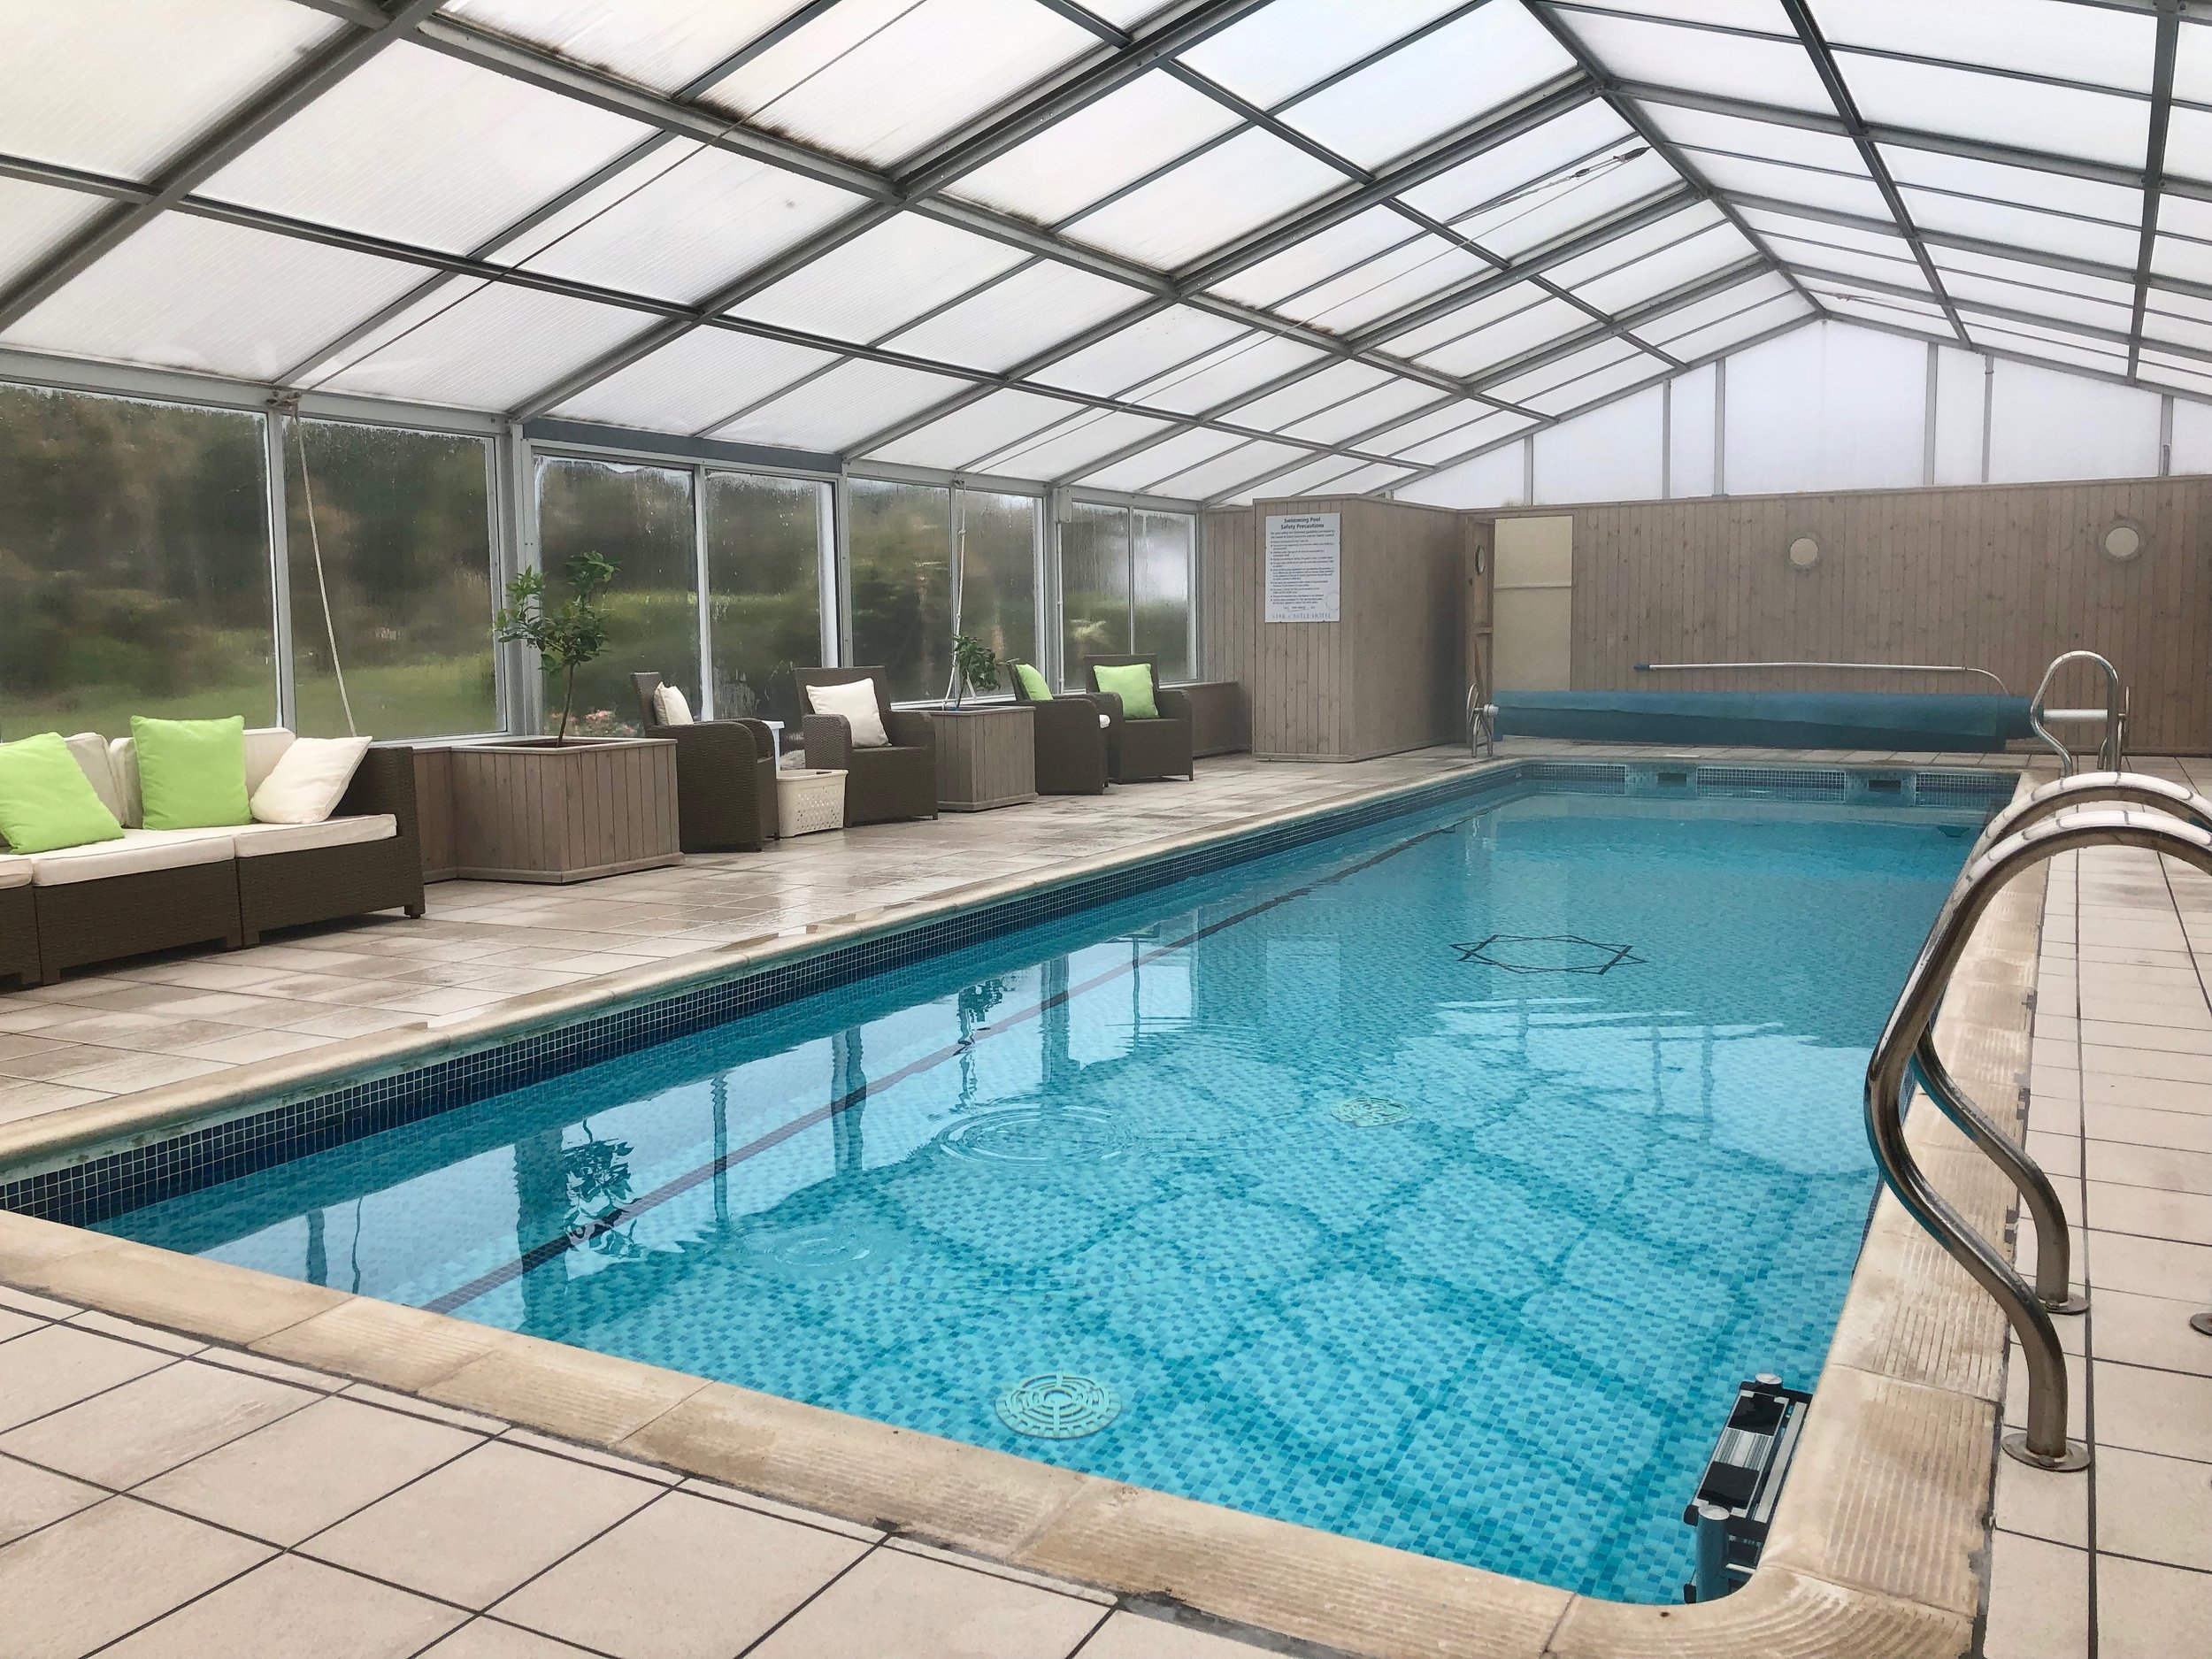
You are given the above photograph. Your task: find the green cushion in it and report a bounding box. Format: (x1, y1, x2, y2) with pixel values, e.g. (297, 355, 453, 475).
(132, 714, 251, 831)
(0, 732, 126, 854)
(1011, 662, 1052, 702)
(1093, 662, 1159, 721)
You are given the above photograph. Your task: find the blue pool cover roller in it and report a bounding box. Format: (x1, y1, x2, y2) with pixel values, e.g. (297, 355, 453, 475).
(1491, 690, 2034, 752)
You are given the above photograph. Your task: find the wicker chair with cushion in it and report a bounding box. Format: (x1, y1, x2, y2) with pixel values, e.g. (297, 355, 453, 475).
(1082, 655, 1194, 783)
(1006, 664, 1110, 795)
(631, 673, 778, 853)
(235, 745, 426, 946)
(792, 668, 938, 826)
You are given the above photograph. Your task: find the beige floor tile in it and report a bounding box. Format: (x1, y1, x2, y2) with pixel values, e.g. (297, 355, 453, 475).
(2085, 1231, 2212, 1303)
(2085, 1072, 2212, 1118)
(1992, 1452, 2089, 1548)
(1077, 1613, 1279, 1658)
(0, 1357, 316, 1488)
(48, 1050, 230, 1094)
(195, 1344, 347, 1392)
(0, 1286, 76, 1318)
(494, 1490, 867, 1659)
(2095, 1552, 2212, 1659)
(0, 1079, 112, 1119)
(139, 1394, 480, 1545)
(171, 1027, 332, 1064)
(2085, 1180, 2212, 1244)
(0, 1305, 42, 1343)
(744, 1547, 1104, 1659)
(0, 1324, 173, 1432)
(1982, 1529, 2088, 1659)
(2085, 1141, 2212, 1197)
(419, 1620, 603, 1657)
(674, 1477, 884, 1542)
(0, 1496, 272, 1659)
(2087, 1288, 2212, 1377)
(2080, 1042, 2212, 1085)
(2095, 1447, 2212, 1572)
(0, 1454, 104, 1547)
(341, 1380, 506, 1433)
(104, 1554, 465, 1658)
(65, 1308, 207, 1356)
(2093, 1359, 2212, 1461)
(302, 1440, 660, 1609)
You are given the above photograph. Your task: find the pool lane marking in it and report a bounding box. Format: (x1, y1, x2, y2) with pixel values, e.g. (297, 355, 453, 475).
(423, 821, 1456, 1315)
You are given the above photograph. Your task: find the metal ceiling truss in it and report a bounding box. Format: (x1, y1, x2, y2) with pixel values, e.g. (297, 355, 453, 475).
(2129, 4, 2184, 376)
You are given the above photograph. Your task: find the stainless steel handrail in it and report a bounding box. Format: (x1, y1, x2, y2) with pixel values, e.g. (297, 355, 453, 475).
(2028, 651, 2126, 775)
(1870, 805, 2212, 1471)
(1632, 660, 2011, 691)
(1466, 674, 1495, 757)
(1964, 770, 2212, 867)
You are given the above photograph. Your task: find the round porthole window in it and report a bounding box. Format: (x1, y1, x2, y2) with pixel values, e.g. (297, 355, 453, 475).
(2102, 520, 2144, 562)
(1786, 533, 1822, 571)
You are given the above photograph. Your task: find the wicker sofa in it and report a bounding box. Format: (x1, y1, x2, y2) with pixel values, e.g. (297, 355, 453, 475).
(0, 728, 424, 986)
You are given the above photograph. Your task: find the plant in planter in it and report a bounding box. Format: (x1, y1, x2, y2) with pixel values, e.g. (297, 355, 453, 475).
(493, 551, 617, 743)
(949, 632, 1002, 709)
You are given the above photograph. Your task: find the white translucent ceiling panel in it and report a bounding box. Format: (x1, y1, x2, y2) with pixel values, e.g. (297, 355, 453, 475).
(733, 215, 1026, 342)
(1387, 279, 1550, 358)
(1619, 1, 1791, 25)
(1837, 58, 2147, 169)
(2149, 235, 2212, 287)
(1901, 190, 2141, 267)
(1397, 440, 1526, 507)
(1544, 203, 1724, 288)
(1399, 101, 1638, 221)
(1966, 319, 2128, 376)
(886, 263, 1148, 373)
(981, 409, 1177, 482)
(1931, 246, 2136, 304)
(1211, 209, 1421, 309)
(1723, 320, 1926, 493)
(2138, 349, 2212, 396)
(1284, 4, 1575, 170)
(2177, 21, 2212, 104)
(0, 179, 107, 291)
(2163, 109, 2212, 187)
(552, 329, 838, 433)
(1878, 146, 2143, 227)
(2148, 286, 2212, 325)
(1573, 223, 1755, 313)
(1765, 232, 1927, 290)
(2158, 194, 2212, 245)
(710, 357, 970, 449)
(1445, 152, 1686, 262)
(1823, 0, 2154, 92)
(1647, 105, 1863, 173)
(503, 143, 864, 304)
(1271, 241, 1491, 334)
(949, 73, 1239, 226)
(700, 0, 1092, 168)
(1487, 336, 1641, 404)
(1740, 205, 1905, 259)
(1180, 0, 1470, 108)
(1639, 270, 1795, 343)
(1035, 308, 1251, 398)
(1693, 155, 1890, 220)
(1121, 334, 1333, 413)
(203, 44, 653, 255)
(4, 214, 428, 381)
(1309, 461, 1415, 496)
(1223, 361, 1391, 428)
(1533, 386, 1663, 506)
(1282, 380, 1447, 444)
(1246, 454, 1368, 499)
(1810, 283, 1954, 337)
(1363, 402, 1501, 457)
(1395, 407, 1536, 467)
(316, 281, 649, 410)
(1938, 270, 2133, 334)
(0, 0, 341, 180)
(1555, 12, 1832, 112)
(1658, 292, 1810, 361)
(1065, 129, 1346, 270)
(1151, 440, 1309, 501)
(864, 389, 1071, 468)
(1073, 427, 1247, 492)
(440, 0, 813, 96)
(1522, 351, 1663, 417)
(2141, 307, 2212, 354)
(1420, 296, 1589, 379)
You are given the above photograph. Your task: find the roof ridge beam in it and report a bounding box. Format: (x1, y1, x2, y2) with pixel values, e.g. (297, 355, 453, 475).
(2129, 4, 2183, 375)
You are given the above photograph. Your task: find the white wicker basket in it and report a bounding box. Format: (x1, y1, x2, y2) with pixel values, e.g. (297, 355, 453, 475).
(775, 767, 847, 838)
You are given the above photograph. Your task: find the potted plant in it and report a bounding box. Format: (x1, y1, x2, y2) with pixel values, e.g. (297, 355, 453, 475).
(494, 551, 616, 743)
(949, 632, 1002, 710)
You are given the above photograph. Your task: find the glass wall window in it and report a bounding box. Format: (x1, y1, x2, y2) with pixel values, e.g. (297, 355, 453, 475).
(534, 457, 697, 735)
(703, 471, 826, 723)
(0, 381, 273, 740)
(1059, 500, 1129, 686)
(285, 419, 495, 740)
(957, 489, 1038, 678)
(1133, 509, 1194, 684)
(848, 478, 952, 704)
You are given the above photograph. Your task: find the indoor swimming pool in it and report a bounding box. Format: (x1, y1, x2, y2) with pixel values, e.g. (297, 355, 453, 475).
(96, 772, 2000, 1601)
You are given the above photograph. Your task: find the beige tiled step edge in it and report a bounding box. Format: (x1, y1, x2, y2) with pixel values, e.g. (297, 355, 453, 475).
(0, 765, 2040, 1659)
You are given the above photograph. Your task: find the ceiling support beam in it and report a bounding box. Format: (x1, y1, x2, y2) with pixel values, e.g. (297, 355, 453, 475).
(2129, 4, 2183, 376)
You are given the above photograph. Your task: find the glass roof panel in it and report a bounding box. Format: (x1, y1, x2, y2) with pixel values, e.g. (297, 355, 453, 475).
(1740, 204, 1905, 257)
(2148, 285, 2212, 325)
(3, 212, 429, 382)
(1637, 269, 1796, 341)
(1519, 350, 1665, 416)
(2137, 348, 2212, 396)
(1486, 336, 1643, 402)
(1571, 222, 1757, 312)
(1270, 241, 1493, 334)
(1809, 282, 1955, 336)
(1692, 154, 1892, 220)
(1929, 245, 2136, 303)
(551, 328, 838, 433)
(1876, 144, 2144, 226)
(2177, 20, 2212, 104)
(2151, 234, 2212, 287)
(1384, 280, 1549, 358)
(1441, 152, 1688, 261)
(1542, 202, 1724, 288)
(1148, 439, 1308, 500)
(1658, 290, 1810, 360)
(981, 407, 1178, 481)
(1963, 318, 2129, 374)
(1210, 207, 1425, 310)
(1120, 333, 1334, 413)
(503, 142, 865, 305)
(440, 0, 816, 96)
(886, 262, 1148, 373)
(708, 357, 971, 449)
(1064, 129, 1348, 270)
(1033, 307, 1252, 398)
(732, 214, 1028, 342)
(2156, 194, 2212, 244)
(863, 388, 1072, 468)
(949, 73, 1240, 227)
(1071, 427, 1248, 491)
(1240, 453, 1370, 499)
(1418, 296, 1591, 378)
(1554, 12, 1834, 113)
(1836, 57, 2148, 170)
(1361, 400, 1506, 457)
(1283, 4, 1577, 170)
(1937, 269, 2133, 333)
(1220, 360, 1393, 428)
(1281, 380, 1448, 443)
(0, 0, 342, 182)
(314, 280, 651, 410)
(1309, 460, 1415, 495)
(1394, 406, 1537, 465)
(1620, 1, 1791, 26)
(1397, 101, 1639, 222)
(201, 42, 655, 256)
(1901, 188, 2143, 266)
(1764, 231, 1927, 289)
(2139, 309, 2212, 354)
(1650, 104, 1865, 173)
(1818, 0, 2155, 94)
(0, 178, 108, 292)
(698, 0, 1094, 169)
(1179, 0, 1471, 108)
(2161, 107, 2212, 188)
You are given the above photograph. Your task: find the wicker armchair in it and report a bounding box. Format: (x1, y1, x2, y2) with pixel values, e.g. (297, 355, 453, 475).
(791, 668, 938, 826)
(1082, 655, 1194, 783)
(1007, 670, 1110, 795)
(632, 673, 777, 853)
(0, 880, 38, 990)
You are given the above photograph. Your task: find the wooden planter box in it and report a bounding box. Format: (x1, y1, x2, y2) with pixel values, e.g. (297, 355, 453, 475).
(449, 737, 681, 883)
(933, 704, 1036, 811)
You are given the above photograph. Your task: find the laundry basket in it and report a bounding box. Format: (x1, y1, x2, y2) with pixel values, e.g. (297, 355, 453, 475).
(775, 767, 847, 838)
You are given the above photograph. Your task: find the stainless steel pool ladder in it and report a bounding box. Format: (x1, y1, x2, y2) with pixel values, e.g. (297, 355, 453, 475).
(2028, 650, 2127, 775)
(1466, 673, 1496, 757)
(1868, 773, 2212, 1471)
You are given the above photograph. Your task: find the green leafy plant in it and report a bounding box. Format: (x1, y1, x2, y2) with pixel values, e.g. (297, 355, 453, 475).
(493, 551, 617, 744)
(950, 632, 1001, 708)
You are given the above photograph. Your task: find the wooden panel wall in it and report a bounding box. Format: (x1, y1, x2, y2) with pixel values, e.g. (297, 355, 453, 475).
(412, 746, 457, 881)
(1199, 507, 1258, 687)
(1492, 476, 2212, 753)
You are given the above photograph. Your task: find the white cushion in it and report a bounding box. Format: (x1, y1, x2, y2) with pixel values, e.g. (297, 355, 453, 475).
(109, 727, 294, 826)
(652, 685, 694, 726)
(243, 726, 296, 795)
(1098, 713, 1111, 728)
(28, 828, 234, 887)
(805, 680, 889, 748)
(230, 814, 396, 857)
(64, 733, 124, 821)
(0, 855, 31, 890)
(250, 736, 370, 825)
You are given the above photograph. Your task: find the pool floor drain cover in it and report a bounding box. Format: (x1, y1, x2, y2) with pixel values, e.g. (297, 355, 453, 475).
(1331, 1096, 1411, 1126)
(996, 1373, 1121, 1439)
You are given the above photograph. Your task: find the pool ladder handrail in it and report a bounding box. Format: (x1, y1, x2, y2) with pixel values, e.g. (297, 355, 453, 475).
(1466, 674, 1496, 757)
(1870, 786, 2212, 1471)
(2028, 650, 2127, 776)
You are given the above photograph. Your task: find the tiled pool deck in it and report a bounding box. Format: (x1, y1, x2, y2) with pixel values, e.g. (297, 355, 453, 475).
(0, 742, 2203, 1656)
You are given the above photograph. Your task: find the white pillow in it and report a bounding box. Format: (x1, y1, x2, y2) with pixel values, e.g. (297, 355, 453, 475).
(804, 680, 889, 748)
(250, 736, 373, 825)
(653, 684, 694, 726)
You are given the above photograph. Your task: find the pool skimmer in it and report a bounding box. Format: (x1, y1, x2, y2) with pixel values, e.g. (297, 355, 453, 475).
(995, 1373, 1121, 1439)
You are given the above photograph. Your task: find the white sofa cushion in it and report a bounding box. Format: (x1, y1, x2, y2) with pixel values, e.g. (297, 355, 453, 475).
(250, 736, 370, 825)
(63, 733, 125, 822)
(0, 855, 31, 890)
(229, 815, 396, 857)
(243, 726, 297, 795)
(803, 679, 889, 748)
(109, 726, 295, 828)
(652, 685, 694, 726)
(28, 828, 235, 887)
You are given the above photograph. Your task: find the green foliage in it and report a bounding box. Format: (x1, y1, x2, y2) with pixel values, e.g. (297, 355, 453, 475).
(495, 551, 618, 743)
(950, 632, 1001, 707)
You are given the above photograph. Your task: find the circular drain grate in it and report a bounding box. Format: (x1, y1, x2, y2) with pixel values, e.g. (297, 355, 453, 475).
(1330, 1095, 1411, 1126)
(996, 1372, 1122, 1439)
(938, 1106, 1128, 1165)
(745, 1223, 902, 1282)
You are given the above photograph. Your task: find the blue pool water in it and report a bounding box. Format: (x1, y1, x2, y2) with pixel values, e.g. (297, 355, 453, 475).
(105, 784, 1981, 1601)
